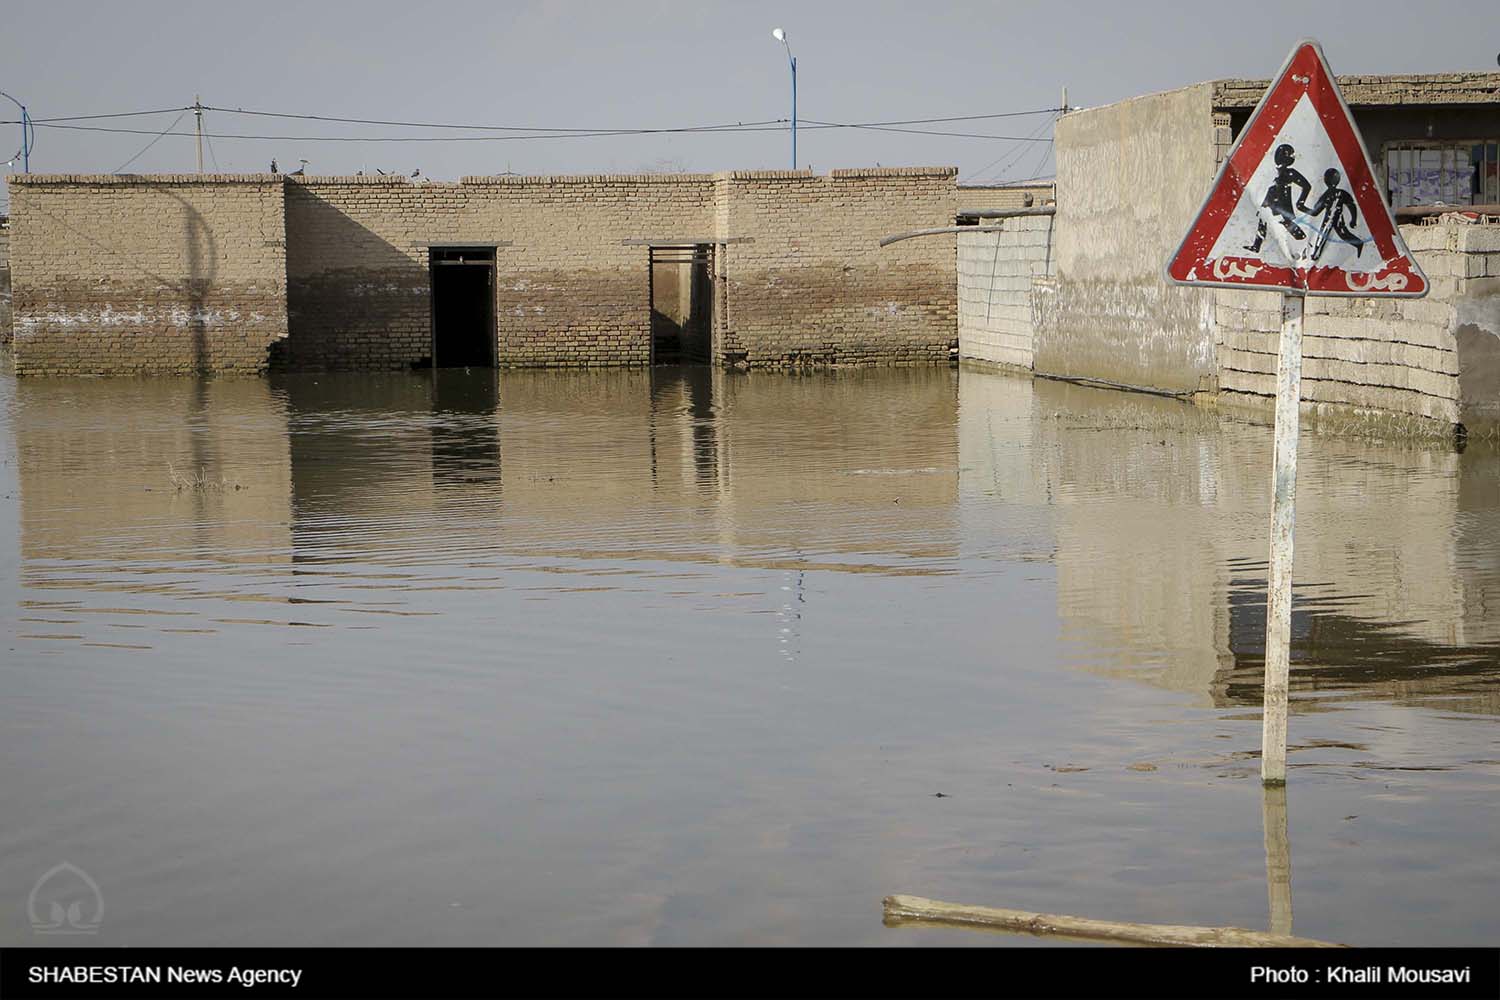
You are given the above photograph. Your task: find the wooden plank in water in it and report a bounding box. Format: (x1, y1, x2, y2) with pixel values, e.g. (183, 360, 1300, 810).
(882, 895, 1347, 948)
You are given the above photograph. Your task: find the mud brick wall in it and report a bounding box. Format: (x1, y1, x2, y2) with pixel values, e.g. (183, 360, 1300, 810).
(10, 168, 960, 373)
(7, 175, 287, 375)
(281, 174, 717, 369)
(0, 218, 10, 347)
(958, 214, 1055, 370)
(956, 184, 1054, 213)
(716, 168, 957, 366)
(1212, 72, 1500, 110)
(1214, 219, 1500, 437)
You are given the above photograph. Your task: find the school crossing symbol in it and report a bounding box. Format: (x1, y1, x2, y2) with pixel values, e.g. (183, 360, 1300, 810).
(1166, 40, 1427, 297)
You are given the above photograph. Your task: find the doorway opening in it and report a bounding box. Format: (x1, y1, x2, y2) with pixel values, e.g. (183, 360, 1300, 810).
(649, 244, 714, 364)
(430, 247, 496, 368)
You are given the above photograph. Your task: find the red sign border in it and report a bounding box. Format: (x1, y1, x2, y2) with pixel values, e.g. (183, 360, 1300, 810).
(1164, 39, 1428, 298)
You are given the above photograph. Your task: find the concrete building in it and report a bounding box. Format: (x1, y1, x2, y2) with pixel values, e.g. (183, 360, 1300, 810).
(959, 71, 1500, 439)
(4, 167, 956, 375)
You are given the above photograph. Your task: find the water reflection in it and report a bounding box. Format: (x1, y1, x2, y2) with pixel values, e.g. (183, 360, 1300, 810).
(957, 374, 1500, 716)
(3, 362, 1497, 947)
(11, 363, 1499, 724)
(1262, 784, 1293, 938)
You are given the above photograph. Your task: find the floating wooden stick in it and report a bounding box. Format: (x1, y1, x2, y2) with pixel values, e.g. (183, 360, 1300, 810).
(882, 895, 1346, 948)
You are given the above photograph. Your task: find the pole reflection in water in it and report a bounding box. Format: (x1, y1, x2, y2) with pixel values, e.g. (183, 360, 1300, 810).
(1263, 783, 1293, 937)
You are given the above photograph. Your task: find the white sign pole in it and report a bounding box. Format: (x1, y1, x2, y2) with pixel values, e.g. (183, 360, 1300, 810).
(1262, 291, 1304, 785)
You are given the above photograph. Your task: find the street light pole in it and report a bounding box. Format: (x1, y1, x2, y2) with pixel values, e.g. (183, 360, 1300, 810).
(771, 28, 796, 170)
(0, 89, 33, 173)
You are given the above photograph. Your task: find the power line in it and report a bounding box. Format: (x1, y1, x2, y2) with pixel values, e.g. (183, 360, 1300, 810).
(33, 121, 784, 141)
(10, 104, 1064, 143)
(30, 119, 1059, 143)
(204, 124, 222, 172)
(202, 104, 1060, 132)
(110, 110, 188, 173)
(964, 113, 1059, 183)
(201, 106, 780, 134)
(1016, 130, 1055, 183)
(20, 106, 191, 124)
(802, 118, 1053, 140)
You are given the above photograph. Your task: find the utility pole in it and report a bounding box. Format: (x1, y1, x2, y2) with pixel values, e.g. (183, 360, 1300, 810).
(0, 90, 32, 172)
(1061, 86, 1068, 115)
(194, 95, 204, 174)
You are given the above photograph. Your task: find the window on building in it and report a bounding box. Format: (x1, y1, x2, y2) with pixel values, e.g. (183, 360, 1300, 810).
(1383, 141, 1500, 208)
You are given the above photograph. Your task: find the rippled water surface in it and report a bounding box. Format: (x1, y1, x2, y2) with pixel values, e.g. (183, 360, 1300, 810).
(1, 363, 1496, 946)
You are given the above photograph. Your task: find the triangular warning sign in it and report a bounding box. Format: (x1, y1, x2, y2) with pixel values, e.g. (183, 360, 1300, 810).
(1166, 40, 1427, 297)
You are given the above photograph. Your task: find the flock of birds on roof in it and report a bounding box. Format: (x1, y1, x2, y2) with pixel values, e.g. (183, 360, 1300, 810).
(268, 158, 421, 178)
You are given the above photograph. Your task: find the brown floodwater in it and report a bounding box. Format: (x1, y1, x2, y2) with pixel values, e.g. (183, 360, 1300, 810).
(1, 361, 1496, 947)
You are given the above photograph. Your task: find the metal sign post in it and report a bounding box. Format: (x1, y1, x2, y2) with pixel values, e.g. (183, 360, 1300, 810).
(1262, 291, 1303, 783)
(1165, 40, 1427, 784)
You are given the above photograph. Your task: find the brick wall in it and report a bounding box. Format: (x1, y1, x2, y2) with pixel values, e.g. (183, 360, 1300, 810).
(1212, 72, 1500, 109)
(717, 167, 956, 366)
(0, 217, 10, 347)
(281, 174, 718, 370)
(8, 175, 287, 375)
(958, 214, 1055, 369)
(10, 168, 956, 374)
(957, 184, 1054, 213)
(1215, 218, 1500, 437)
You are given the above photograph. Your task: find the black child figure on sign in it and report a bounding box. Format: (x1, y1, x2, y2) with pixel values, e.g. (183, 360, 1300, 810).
(1307, 167, 1365, 261)
(1244, 143, 1312, 254)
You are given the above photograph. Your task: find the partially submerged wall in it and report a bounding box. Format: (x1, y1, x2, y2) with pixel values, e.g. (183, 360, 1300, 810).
(1215, 219, 1500, 438)
(717, 168, 956, 366)
(1039, 83, 1221, 393)
(958, 214, 1055, 369)
(0, 217, 11, 347)
(11, 169, 956, 374)
(281, 174, 717, 369)
(7, 175, 288, 375)
(991, 81, 1499, 437)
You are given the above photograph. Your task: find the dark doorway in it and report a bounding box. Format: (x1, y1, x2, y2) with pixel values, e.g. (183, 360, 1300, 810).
(649, 244, 714, 364)
(430, 247, 496, 368)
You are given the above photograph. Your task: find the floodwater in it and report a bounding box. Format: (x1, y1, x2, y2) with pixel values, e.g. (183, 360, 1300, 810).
(1, 361, 1496, 948)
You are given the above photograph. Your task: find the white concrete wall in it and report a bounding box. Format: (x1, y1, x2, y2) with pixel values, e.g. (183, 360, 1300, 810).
(1040, 83, 1221, 392)
(958, 215, 1055, 369)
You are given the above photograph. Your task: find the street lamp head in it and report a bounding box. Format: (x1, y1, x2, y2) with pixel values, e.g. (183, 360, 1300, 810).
(771, 27, 785, 42)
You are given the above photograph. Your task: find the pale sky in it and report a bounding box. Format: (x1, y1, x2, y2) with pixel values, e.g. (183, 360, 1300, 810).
(2, 0, 1497, 210)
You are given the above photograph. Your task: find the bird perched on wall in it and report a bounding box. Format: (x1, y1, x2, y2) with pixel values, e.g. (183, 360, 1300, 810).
(270, 158, 278, 174)
(288, 159, 308, 177)
(411, 168, 421, 178)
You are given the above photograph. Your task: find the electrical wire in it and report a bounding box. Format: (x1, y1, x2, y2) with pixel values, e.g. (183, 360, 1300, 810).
(1016, 128, 1055, 183)
(197, 104, 1061, 132)
(801, 119, 1053, 141)
(200, 106, 784, 134)
(31, 119, 1059, 143)
(110, 111, 187, 173)
(11, 104, 1065, 145)
(36, 121, 790, 141)
(19, 106, 191, 124)
(965, 113, 1059, 183)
